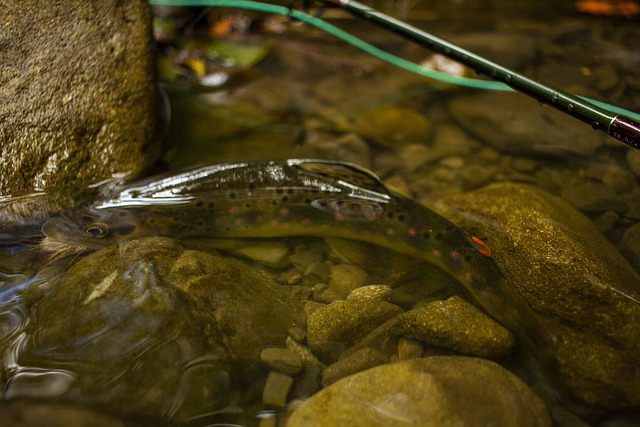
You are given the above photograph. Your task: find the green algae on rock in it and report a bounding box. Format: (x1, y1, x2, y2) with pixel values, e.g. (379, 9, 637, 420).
(286, 356, 551, 427)
(439, 183, 640, 410)
(0, 0, 159, 197)
(306, 299, 404, 363)
(394, 296, 515, 359)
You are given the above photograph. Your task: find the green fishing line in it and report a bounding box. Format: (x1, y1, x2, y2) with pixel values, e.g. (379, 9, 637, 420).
(149, 0, 640, 122)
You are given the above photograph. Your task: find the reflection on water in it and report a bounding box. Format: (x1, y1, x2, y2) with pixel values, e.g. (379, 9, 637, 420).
(2, 0, 640, 425)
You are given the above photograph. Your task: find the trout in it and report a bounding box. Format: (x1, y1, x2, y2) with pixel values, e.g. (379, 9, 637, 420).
(41, 159, 558, 367)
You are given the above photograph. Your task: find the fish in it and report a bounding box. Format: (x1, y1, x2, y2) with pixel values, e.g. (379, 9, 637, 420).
(40, 159, 558, 369)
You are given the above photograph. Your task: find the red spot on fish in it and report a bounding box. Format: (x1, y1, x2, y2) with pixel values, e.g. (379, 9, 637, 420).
(471, 236, 492, 257)
(255, 215, 264, 223)
(451, 251, 459, 258)
(229, 207, 240, 214)
(301, 218, 310, 225)
(408, 228, 416, 236)
(385, 228, 395, 236)
(335, 213, 345, 221)
(235, 218, 244, 226)
(432, 249, 440, 256)
(465, 272, 472, 281)
(278, 208, 289, 216)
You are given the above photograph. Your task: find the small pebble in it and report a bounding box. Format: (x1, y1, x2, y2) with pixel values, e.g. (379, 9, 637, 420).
(291, 365, 322, 399)
(476, 147, 501, 162)
(346, 285, 393, 302)
(461, 163, 496, 190)
(395, 296, 515, 358)
(602, 167, 637, 194)
(261, 348, 303, 375)
(328, 264, 369, 297)
(560, 181, 629, 213)
(352, 105, 432, 146)
(288, 327, 306, 343)
(397, 337, 424, 360)
(512, 157, 538, 173)
(312, 283, 340, 304)
(439, 156, 464, 169)
(263, 371, 294, 407)
(286, 336, 325, 369)
(399, 143, 434, 172)
(432, 167, 457, 183)
(307, 299, 404, 362)
(304, 262, 330, 282)
(289, 246, 324, 272)
(321, 347, 388, 387)
(593, 211, 619, 234)
(233, 242, 289, 266)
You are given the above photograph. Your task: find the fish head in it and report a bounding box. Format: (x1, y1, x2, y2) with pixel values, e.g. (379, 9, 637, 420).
(41, 208, 144, 254)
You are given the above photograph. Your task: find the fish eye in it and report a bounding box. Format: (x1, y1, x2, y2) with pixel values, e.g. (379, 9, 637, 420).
(85, 222, 109, 238)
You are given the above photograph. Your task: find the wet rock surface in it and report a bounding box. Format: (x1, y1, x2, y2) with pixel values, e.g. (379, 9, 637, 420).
(0, 400, 131, 427)
(286, 356, 551, 427)
(14, 237, 302, 422)
(394, 296, 515, 359)
(448, 92, 605, 157)
(440, 183, 640, 410)
(0, 0, 159, 197)
(306, 298, 403, 362)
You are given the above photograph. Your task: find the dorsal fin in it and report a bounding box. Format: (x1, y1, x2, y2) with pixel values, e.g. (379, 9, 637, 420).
(289, 159, 389, 194)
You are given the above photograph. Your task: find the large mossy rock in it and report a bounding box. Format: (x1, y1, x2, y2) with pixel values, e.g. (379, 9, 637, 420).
(439, 183, 640, 410)
(287, 356, 551, 427)
(15, 237, 302, 422)
(0, 1, 159, 197)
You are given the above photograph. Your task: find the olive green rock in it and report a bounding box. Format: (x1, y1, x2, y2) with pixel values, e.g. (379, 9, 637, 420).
(395, 296, 515, 359)
(448, 92, 603, 157)
(306, 299, 404, 363)
(287, 356, 551, 427)
(0, 400, 129, 427)
(439, 183, 640, 410)
(17, 237, 301, 421)
(352, 105, 432, 147)
(0, 0, 159, 197)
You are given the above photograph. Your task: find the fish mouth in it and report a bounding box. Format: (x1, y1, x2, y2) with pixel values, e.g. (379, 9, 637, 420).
(41, 217, 75, 238)
(39, 217, 94, 259)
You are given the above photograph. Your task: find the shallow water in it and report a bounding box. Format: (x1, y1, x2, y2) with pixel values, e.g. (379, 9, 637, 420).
(1, 0, 640, 425)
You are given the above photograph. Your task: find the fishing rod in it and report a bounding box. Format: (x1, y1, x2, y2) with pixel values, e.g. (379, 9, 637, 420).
(150, 0, 640, 149)
(319, 0, 640, 149)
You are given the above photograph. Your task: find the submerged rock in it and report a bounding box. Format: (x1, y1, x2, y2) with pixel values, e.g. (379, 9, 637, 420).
(0, 1, 159, 197)
(352, 105, 432, 147)
(286, 356, 551, 427)
(0, 400, 129, 427)
(395, 296, 515, 359)
(15, 237, 302, 422)
(439, 183, 640, 410)
(306, 299, 403, 362)
(448, 92, 604, 157)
